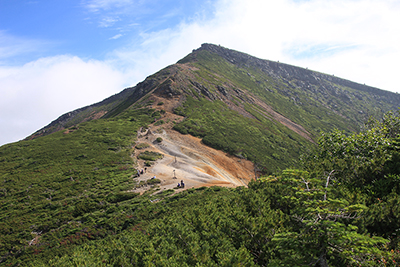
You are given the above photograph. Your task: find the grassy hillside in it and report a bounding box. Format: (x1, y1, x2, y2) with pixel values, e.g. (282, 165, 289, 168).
(180, 45, 399, 135)
(0, 107, 158, 265)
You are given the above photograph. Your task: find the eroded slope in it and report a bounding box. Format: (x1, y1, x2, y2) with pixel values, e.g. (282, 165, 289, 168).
(130, 100, 255, 193)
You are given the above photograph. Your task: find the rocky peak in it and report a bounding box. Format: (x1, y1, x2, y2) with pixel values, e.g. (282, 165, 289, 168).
(196, 43, 400, 106)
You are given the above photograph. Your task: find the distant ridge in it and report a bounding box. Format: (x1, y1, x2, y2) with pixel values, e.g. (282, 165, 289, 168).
(196, 43, 394, 98)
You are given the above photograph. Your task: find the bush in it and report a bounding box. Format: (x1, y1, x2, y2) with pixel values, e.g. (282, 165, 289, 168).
(137, 151, 163, 161)
(135, 143, 150, 149)
(146, 178, 161, 185)
(73, 200, 97, 217)
(156, 137, 163, 143)
(154, 120, 164, 126)
(151, 111, 161, 118)
(106, 192, 139, 203)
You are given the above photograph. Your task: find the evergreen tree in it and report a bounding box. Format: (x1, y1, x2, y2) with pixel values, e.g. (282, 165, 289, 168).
(266, 169, 388, 266)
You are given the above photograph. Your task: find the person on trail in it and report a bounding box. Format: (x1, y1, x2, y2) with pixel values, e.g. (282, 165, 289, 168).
(137, 170, 140, 177)
(141, 169, 144, 174)
(181, 180, 185, 188)
(144, 167, 147, 173)
(177, 183, 181, 188)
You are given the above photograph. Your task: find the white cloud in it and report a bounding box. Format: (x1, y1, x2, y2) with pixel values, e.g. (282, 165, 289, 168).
(113, 0, 400, 92)
(0, 56, 126, 146)
(110, 33, 123, 39)
(91, 0, 400, 100)
(99, 16, 120, 27)
(1, 0, 400, 146)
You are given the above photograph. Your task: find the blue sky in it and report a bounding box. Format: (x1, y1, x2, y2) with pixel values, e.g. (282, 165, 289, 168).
(1, 0, 400, 146)
(0, 0, 214, 64)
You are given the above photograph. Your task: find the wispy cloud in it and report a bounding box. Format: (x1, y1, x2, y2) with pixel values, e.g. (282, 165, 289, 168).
(99, 16, 120, 27)
(0, 31, 50, 64)
(81, 0, 144, 35)
(284, 43, 360, 60)
(109, 33, 123, 39)
(83, 0, 135, 13)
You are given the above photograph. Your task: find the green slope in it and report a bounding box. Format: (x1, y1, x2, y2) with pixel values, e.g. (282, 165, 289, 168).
(0, 107, 156, 265)
(180, 44, 399, 135)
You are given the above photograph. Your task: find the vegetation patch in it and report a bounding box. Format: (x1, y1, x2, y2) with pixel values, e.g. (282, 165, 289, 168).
(135, 178, 161, 188)
(135, 143, 150, 149)
(146, 178, 161, 185)
(106, 191, 140, 203)
(137, 151, 163, 161)
(154, 120, 164, 126)
(144, 161, 153, 166)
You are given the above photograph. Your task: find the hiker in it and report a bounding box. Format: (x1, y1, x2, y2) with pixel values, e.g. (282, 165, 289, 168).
(141, 169, 144, 174)
(152, 176, 156, 179)
(181, 180, 185, 188)
(144, 167, 147, 173)
(137, 170, 140, 177)
(177, 183, 181, 188)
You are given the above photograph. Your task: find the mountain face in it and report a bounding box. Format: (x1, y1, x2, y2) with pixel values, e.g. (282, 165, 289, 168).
(34, 44, 400, 137)
(29, 43, 400, 171)
(2, 44, 400, 265)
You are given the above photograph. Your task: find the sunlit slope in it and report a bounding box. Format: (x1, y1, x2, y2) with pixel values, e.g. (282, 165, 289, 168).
(180, 44, 400, 135)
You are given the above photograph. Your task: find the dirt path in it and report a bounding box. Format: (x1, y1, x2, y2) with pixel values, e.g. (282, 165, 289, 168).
(131, 108, 255, 194)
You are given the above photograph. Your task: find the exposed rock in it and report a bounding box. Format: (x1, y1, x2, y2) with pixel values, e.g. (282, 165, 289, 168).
(216, 85, 228, 96)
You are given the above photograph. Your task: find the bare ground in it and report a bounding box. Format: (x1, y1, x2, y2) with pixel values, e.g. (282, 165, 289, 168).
(131, 105, 255, 194)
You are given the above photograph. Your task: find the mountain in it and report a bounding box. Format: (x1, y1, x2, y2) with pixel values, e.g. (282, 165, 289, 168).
(1, 43, 400, 265)
(32, 44, 400, 138)
(28, 43, 400, 171)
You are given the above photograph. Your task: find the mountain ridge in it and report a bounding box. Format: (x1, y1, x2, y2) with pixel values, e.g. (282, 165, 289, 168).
(28, 43, 400, 142)
(196, 43, 393, 97)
